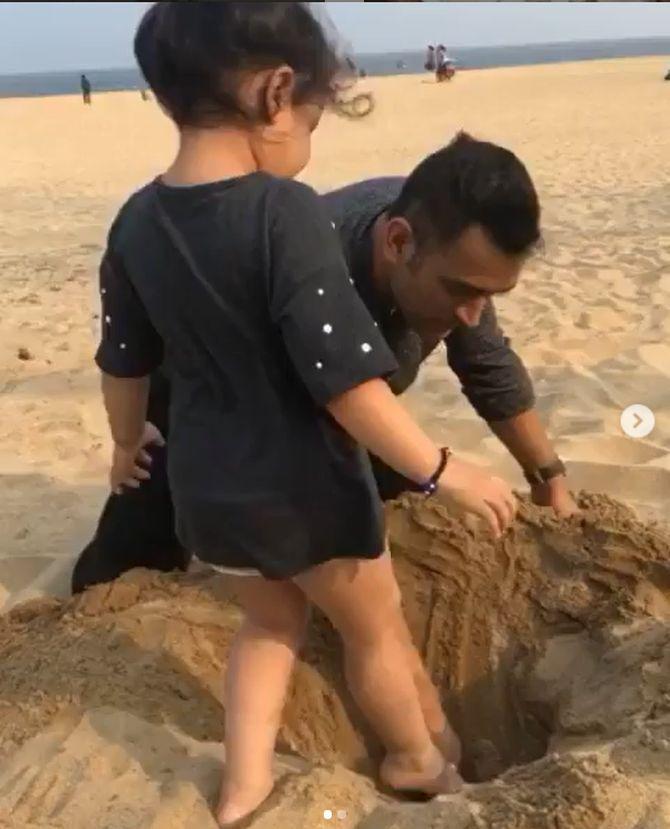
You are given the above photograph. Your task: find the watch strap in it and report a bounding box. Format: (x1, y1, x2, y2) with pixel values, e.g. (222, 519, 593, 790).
(523, 457, 566, 486)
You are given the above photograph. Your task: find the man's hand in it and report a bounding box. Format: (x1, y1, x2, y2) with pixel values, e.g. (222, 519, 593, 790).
(110, 421, 165, 495)
(530, 475, 581, 517)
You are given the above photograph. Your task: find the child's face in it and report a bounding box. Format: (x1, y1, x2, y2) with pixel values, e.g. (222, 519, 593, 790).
(247, 67, 325, 178)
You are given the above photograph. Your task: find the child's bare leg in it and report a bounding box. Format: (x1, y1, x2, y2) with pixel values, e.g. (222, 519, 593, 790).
(216, 576, 309, 827)
(390, 612, 462, 767)
(293, 552, 462, 795)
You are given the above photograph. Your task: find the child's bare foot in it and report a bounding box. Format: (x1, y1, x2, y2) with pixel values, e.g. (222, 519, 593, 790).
(380, 744, 464, 796)
(216, 777, 275, 828)
(430, 723, 462, 768)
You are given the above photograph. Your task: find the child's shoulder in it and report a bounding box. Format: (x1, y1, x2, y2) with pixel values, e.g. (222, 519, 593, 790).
(259, 176, 327, 224)
(106, 181, 157, 250)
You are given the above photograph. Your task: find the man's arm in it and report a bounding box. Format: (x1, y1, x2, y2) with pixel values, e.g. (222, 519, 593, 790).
(446, 300, 579, 516)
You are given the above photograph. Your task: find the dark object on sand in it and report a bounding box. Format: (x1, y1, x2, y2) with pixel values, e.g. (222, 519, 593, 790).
(665, 70, 670, 81)
(334, 92, 375, 120)
(17, 347, 32, 361)
(71, 370, 190, 594)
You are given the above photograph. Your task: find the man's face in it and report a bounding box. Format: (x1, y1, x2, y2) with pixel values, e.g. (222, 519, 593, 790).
(384, 220, 524, 338)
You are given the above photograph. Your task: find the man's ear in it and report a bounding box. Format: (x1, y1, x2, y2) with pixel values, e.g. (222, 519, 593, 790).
(385, 216, 415, 264)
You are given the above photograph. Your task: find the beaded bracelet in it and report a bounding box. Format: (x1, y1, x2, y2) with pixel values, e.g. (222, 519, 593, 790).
(421, 447, 452, 497)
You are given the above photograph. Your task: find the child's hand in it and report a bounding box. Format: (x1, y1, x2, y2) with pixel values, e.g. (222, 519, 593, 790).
(110, 422, 165, 495)
(437, 457, 517, 539)
(135, 421, 166, 467)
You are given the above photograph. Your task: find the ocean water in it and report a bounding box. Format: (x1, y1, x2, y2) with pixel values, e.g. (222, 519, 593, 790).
(1, 37, 668, 99)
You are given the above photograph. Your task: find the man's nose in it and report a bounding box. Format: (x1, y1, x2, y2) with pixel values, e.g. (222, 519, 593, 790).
(456, 296, 487, 327)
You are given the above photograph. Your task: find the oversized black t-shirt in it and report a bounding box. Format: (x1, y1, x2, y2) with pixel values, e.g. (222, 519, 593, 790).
(96, 173, 399, 578)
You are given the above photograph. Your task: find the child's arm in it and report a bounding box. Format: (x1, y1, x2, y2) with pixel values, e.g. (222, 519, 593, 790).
(102, 373, 158, 494)
(270, 180, 516, 538)
(327, 379, 517, 539)
(95, 245, 164, 493)
(101, 373, 150, 450)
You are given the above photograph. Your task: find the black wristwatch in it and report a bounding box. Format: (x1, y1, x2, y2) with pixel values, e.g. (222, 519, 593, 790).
(523, 457, 566, 486)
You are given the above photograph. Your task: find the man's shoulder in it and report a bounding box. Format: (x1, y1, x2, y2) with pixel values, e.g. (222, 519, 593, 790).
(321, 177, 405, 215)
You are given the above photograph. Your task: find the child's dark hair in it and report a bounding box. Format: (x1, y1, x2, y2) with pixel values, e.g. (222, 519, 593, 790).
(134, 2, 347, 128)
(389, 132, 542, 257)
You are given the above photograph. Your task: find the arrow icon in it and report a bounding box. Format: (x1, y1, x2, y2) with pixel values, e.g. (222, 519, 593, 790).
(621, 405, 655, 439)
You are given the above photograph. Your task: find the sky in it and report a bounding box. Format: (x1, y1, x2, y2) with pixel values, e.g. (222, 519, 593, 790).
(0, 2, 668, 75)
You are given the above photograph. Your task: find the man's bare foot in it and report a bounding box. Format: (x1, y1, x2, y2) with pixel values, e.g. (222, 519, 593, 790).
(216, 777, 275, 828)
(431, 724, 462, 768)
(380, 744, 464, 796)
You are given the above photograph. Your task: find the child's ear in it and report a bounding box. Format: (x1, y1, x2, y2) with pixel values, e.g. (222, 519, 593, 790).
(264, 66, 296, 122)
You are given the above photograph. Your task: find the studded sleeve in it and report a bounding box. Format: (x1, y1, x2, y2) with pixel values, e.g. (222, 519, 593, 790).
(267, 180, 398, 407)
(94, 250, 164, 378)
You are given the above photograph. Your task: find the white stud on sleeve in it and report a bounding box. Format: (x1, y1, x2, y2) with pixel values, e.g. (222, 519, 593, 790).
(322, 323, 333, 334)
(316, 361, 323, 370)
(317, 288, 324, 296)
(105, 315, 111, 324)
(361, 343, 372, 353)
(120, 343, 127, 350)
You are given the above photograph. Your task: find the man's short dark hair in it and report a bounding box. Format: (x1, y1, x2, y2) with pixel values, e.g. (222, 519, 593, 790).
(134, 2, 344, 128)
(389, 132, 541, 257)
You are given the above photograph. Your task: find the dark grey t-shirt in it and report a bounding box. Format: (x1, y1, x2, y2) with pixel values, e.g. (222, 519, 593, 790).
(323, 177, 535, 422)
(96, 173, 399, 578)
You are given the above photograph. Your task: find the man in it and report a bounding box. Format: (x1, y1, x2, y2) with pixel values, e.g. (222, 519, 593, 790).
(72, 132, 578, 594)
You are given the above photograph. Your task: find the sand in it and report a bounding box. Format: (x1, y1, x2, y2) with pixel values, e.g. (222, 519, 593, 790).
(1, 495, 670, 828)
(1, 56, 669, 827)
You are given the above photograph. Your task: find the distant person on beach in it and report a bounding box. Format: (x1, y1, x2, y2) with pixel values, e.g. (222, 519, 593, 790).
(425, 45, 436, 72)
(140, 87, 150, 101)
(92, 3, 513, 823)
(435, 45, 455, 82)
(80, 74, 91, 104)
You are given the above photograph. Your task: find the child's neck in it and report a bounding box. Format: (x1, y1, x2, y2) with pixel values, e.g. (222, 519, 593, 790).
(162, 127, 258, 186)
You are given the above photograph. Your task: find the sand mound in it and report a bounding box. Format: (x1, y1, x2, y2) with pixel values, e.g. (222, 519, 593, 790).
(1, 493, 670, 828)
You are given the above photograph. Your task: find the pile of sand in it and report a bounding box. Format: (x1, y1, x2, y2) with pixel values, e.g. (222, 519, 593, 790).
(1, 493, 669, 828)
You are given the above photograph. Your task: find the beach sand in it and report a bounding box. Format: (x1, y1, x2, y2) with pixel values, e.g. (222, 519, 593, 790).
(0, 57, 669, 827)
